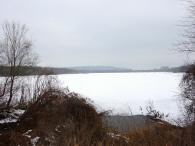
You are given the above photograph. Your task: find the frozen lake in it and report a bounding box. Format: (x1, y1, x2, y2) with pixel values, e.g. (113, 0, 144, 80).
(58, 72, 183, 119)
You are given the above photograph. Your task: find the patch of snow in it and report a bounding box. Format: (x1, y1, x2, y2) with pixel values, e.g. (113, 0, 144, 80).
(0, 118, 17, 124)
(157, 121, 166, 125)
(31, 137, 40, 146)
(0, 109, 25, 124)
(107, 132, 129, 143)
(23, 130, 40, 146)
(107, 132, 115, 138)
(13, 109, 25, 115)
(23, 130, 32, 138)
(55, 125, 61, 133)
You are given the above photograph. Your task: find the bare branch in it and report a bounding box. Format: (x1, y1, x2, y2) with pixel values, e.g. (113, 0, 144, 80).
(0, 21, 38, 108)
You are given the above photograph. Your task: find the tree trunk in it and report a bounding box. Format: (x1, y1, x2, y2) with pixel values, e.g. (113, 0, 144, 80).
(6, 77, 14, 108)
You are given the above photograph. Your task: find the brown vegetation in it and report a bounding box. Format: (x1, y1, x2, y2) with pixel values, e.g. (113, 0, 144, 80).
(0, 87, 195, 146)
(0, 89, 107, 146)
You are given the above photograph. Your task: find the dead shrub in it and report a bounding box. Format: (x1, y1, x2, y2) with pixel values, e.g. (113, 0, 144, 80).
(13, 89, 107, 146)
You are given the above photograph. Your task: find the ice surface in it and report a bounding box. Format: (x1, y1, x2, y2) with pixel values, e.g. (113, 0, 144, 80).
(58, 72, 183, 119)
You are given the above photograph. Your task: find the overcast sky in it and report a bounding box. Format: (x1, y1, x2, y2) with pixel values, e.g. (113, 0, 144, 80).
(0, 0, 189, 69)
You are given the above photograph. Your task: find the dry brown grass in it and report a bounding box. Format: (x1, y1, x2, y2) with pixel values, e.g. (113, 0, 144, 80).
(126, 122, 195, 146)
(0, 89, 195, 146)
(0, 89, 108, 146)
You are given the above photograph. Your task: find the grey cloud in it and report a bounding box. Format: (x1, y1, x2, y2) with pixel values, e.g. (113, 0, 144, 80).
(0, 0, 188, 69)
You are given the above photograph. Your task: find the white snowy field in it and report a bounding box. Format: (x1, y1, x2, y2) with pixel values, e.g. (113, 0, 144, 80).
(0, 72, 183, 119)
(58, 72, 183, 119)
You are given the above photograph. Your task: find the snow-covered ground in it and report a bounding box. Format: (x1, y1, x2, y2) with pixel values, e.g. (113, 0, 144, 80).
(0, 72, 183, 120)
(58, 72, 183, 119)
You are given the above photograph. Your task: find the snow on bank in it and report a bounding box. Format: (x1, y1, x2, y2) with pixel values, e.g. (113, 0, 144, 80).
(0, 109, 25, 124)
(23, 130, 40, 146)
(0, 118, 17, 124)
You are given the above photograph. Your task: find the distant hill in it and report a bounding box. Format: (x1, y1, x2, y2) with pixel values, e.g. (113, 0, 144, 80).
(0, 66, 77, 76)
(132, 66, 189, 73)
(69, 65, 190, 73)
(0, 65, 189, 76)
(69, 66, 132, 73)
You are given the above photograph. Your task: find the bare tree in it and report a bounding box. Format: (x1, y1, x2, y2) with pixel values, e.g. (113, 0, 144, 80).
(180, 65, 195, 123)
(179, 1, 195, 124)
(0, 21, 38, 108)
(178, 0, 195, 53)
